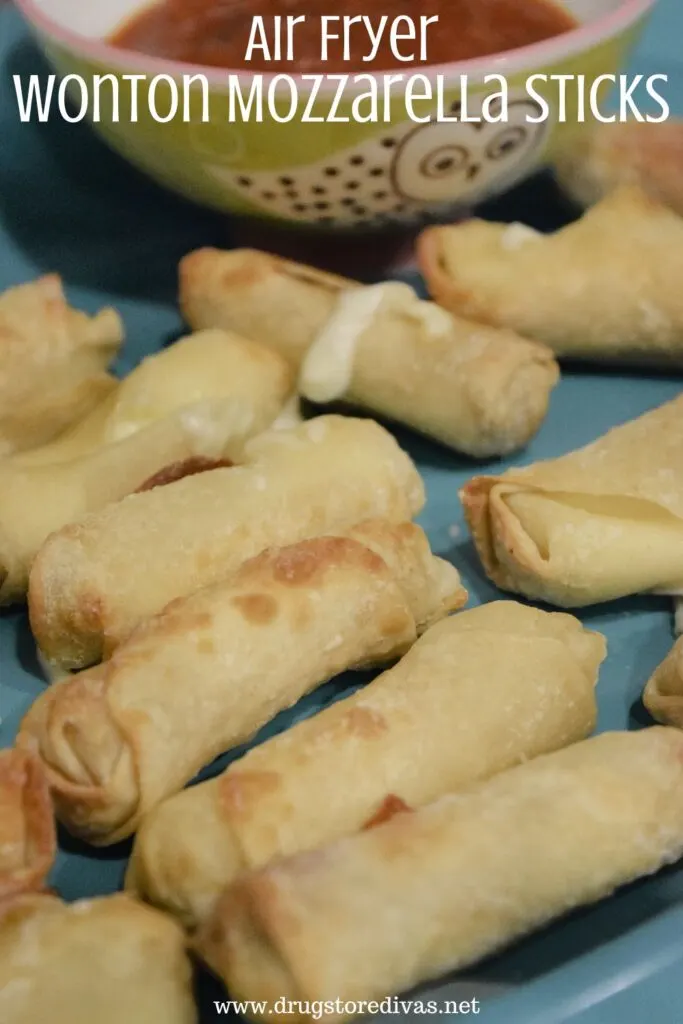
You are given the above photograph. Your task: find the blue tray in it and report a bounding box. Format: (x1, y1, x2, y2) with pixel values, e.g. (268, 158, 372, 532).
(2, 4, 683, 1020)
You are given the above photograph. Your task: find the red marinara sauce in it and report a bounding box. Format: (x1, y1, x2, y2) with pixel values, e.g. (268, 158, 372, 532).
(110, 0, 577, 73)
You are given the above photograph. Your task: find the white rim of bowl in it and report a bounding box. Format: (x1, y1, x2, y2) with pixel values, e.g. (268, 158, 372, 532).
(15, 0, 657, 94)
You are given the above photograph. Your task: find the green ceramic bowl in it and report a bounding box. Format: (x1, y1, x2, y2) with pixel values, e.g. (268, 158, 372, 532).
(17, 0, 655, 229)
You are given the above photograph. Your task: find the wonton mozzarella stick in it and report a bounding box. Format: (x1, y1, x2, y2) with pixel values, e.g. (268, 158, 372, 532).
(0, 893, 197, 1024)
(180, 248, 558, 456)
(198, 729, 683, 1024)
(19, 522, 464, 845)
(554, 120, 683, 217)
(28, 416, 424, 672)
(180, 248, 345, 367)
(127, 601, 602, 930)
(0, 330, 294, 605)
(419, 186, 683, 363)
(0, 749, 55, 902)
(0, 275, 122, 457)
(10, 328, 293, 468)
(461, 394, 683, 608)
(0, 752, 196, 1022)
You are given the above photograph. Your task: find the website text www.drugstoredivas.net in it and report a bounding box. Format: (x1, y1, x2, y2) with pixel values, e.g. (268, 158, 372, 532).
(213, 996, 482, 1018)
(12, 14, 671, 125)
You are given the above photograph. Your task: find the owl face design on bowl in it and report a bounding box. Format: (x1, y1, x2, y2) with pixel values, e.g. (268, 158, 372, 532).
(392, 95, 548, 203)
(202, 88, 550, 228)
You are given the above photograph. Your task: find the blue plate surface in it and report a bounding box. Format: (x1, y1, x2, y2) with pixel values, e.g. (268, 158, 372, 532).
(2, 4, 683, 1020)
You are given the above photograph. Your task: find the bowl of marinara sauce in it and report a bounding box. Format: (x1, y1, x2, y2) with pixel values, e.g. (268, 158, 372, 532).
(16, 0, 656, 232)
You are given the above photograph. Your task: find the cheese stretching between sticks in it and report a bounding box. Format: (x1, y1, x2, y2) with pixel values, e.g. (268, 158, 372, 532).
(0, 275, 122, 457)
(179, 248, 558, 456)
(0, 749, 55, 902)
(197, 728, 683, 1024)
(461, 394, 683, 607)
(0, 330, 294, 605)
(19, 521, 464, 845)
(28, 416, 424, 672)
(126, 601, 603, 930)
(0, 893, 197, 1024)
(419, 187, 683, 364)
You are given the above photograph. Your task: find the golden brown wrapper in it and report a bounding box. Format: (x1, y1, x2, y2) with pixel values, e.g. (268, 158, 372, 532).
(179, 248, 558, 456)
(127, 601, 602, 931)
(197, 729, 683, 1023)
(0, 275, 122, 456)
(644, 637, 683, 728)
(0, 893, 196, 1024)
(28, 416, 425, 672)
(19, 522, 464, 845)
(0, 744, 195, 1022)
(461, 394, 683, 608)
(0, 329, 295, 605)
(180, 248, 345, 367)
(419, 186, 683, 364)
(0, 749, 55, 902)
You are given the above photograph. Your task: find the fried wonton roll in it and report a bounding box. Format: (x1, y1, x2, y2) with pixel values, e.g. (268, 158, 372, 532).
(462, 394, 683, 608)
(0, 749, 55, 901)
(179, 249, 558, 457)
(28, 416, 424, 672)
(0, 275, 122, 457)
(127, 601, 603, 930)
(419, 186, 683, 364)
(19, 521, 463, 845)
(643, 637, 683, 728)
(0, 893, 196, 1024)
(554, 120, 683, 217)
(0, 330, 294, 605)
(198, 728, 683, 1023)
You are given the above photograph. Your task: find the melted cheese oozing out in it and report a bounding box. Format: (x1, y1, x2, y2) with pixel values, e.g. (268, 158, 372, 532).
(299, 284, 394, 404)
(271, 395, 303, 431)
(501, 222, 542, 251)
(179, 399, 255, 457)
(105, 392, 257, 456)
(105, 349, 223, 444)
(404, 297, 454, 338)
(105, 358, 172, 443)
(299, 281, 453, 403)
(105, 388, 164, 443)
